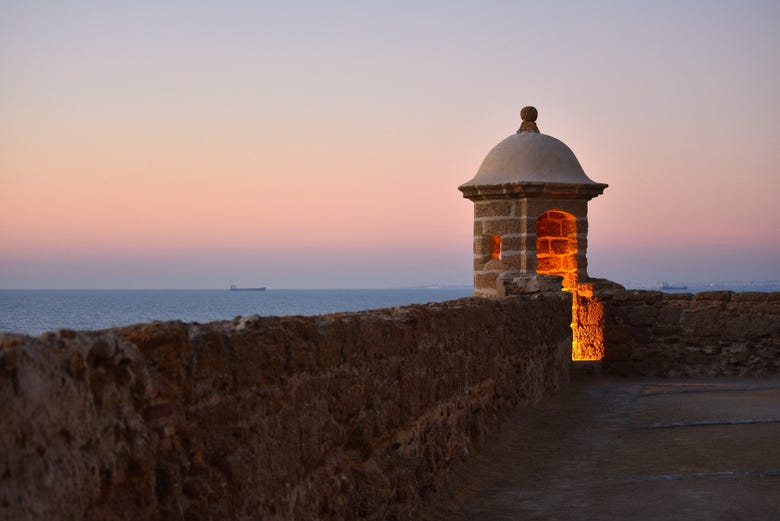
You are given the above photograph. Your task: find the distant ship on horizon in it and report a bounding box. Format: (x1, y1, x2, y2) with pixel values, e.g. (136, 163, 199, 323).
(657, 281, 688, 290)
(229, 284, 266, 291)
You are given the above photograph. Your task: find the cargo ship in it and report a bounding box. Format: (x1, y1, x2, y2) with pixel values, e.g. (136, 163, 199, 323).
(658, 282, 688, 290)
(229, 285, 266, 291)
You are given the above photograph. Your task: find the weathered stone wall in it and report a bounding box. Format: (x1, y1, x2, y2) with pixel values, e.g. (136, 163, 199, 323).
(469, 199, 591, 298)
(535, 210, 578, 290)
(601, 290, 780, 377)
(0, 294, 572, 520)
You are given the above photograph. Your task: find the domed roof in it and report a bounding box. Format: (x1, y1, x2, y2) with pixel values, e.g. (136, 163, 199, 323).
(459, 108, 606, 195)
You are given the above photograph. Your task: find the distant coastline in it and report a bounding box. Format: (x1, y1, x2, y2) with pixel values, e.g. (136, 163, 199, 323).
(625, 280, 780, 293)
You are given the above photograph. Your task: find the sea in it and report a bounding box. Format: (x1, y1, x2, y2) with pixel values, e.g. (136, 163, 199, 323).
(2, 281, 777, 337)
(0, 288, 473, 337)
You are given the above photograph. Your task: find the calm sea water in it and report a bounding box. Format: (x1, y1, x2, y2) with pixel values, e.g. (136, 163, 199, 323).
(0, 288, 473, 336)
(3, 282, 777, 337)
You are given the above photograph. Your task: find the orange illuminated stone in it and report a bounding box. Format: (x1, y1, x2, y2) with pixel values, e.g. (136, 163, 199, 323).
(490, 235, 502, 260)
(536, 210, 604, 361)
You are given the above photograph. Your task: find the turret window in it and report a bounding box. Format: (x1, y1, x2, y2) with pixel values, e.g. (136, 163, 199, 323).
(490, 235, 502, 260)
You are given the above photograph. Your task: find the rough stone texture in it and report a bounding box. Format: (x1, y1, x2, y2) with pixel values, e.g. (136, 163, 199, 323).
(535, 210, 578, 290)
(0, 295, 572, 521)
(499, 273, 563, 297)
(602, 291, 780, 377)
(474, 201, 513, 218)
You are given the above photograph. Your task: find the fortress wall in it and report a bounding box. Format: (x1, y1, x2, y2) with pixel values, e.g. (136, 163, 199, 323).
(601, 291, 780, 377)
(0, 294, 572, 520)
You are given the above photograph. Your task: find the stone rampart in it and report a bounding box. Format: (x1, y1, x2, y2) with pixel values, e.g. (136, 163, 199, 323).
(601, 290, 780, 377)
(0, 294, 571, 520)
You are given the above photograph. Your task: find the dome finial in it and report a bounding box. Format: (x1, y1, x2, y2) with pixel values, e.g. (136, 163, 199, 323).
(518, 106, 539, 133)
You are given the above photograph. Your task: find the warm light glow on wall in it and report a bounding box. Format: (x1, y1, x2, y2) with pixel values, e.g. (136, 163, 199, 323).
(536, 211, 578, 291)
(490, 235, 502, 261)
(536, 210, 603, 361)
(572, 283, 605, 361)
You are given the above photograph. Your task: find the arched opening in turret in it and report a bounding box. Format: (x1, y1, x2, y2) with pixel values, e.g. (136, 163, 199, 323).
(536, 210, 603, 361)
(535, 211, 578, 291)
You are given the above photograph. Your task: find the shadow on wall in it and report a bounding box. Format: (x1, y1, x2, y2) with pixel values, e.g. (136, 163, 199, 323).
(600, 290, 780, 377)
(0, 294, 572, 520)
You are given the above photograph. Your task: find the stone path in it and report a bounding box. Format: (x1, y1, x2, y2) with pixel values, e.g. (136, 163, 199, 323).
(427, 375, 780, 521)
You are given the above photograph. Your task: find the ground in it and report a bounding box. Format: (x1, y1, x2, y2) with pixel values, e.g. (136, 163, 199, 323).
(428, 374, 780, 521)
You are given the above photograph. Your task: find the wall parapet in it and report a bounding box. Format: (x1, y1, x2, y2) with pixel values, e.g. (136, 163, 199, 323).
(601, 290, 780, 377)
(0, 294, 572, 520)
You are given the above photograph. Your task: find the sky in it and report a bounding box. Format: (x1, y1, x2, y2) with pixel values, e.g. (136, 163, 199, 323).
(1, 0, 779, 289)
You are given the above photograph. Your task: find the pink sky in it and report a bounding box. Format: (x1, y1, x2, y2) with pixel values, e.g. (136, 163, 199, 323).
(2, 1, 779, 288)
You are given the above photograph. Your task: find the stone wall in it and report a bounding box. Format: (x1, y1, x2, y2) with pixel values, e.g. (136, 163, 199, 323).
(469, 199, 591, 298)
(0, 294, 572, 520)
(601, 290, 780, 377)
(535, 210, 578, 290)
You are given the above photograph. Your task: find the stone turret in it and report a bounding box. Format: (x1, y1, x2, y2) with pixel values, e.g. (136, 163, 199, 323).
(459, 107, 607, 297)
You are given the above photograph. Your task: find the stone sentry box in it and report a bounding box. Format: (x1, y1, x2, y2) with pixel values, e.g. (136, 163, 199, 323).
(459, 107, 608, 298)
(459, 107, 611, 360)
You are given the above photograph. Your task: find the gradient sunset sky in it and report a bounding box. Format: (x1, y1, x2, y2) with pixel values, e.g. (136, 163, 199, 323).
(2, 0, 779, 289)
